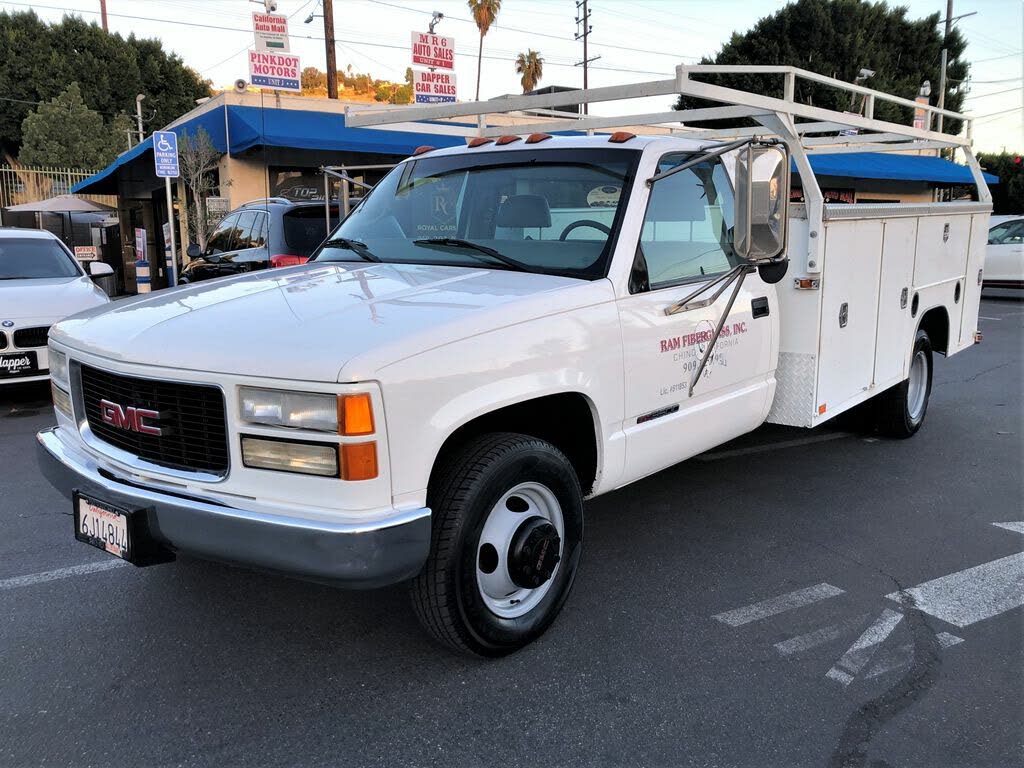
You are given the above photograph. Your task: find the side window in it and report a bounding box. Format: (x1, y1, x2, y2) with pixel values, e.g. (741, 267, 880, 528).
(207, 213, 239, 254)
(251, 213, 269, 247)
(1005, 221, 1024, 244)
(988, 223, 1011, 245)
(234, 210, 259, 249)
(639, 154, 736, 290)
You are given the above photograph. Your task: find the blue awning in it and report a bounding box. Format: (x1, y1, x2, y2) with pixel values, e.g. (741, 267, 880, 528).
(802, 151, 998, 185)
(72, 103, 465, 195)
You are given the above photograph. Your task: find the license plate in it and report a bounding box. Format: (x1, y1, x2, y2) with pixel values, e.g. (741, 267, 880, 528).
(0, 350, 37, 378)
(74, 494, 131, 560)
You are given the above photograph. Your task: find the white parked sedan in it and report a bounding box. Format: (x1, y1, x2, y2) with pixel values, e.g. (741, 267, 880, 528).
(985, 215, 1024, 289)
(0, 228, 111, 385)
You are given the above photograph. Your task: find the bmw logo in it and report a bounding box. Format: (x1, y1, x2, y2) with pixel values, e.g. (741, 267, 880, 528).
(1, 321, 13, 328)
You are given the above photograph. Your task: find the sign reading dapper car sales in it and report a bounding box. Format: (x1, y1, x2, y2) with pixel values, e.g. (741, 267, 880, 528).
(248, 51, 301, 92)
(411, 31, 454, 69)
(413, 70, 457, 103)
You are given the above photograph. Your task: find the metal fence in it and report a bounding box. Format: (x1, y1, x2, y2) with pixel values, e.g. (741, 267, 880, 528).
(0, 165, 116, 209)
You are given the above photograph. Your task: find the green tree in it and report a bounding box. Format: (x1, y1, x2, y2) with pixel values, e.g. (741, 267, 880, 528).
(674, 0, 967, 135)
(0, 10, 211, 158)
(301, 66, 327, 96)
(18, 82, 127, 168)
(515, 49, 544, 93)
(468, 0, 501, 101)
(977, 152, 1024, 214)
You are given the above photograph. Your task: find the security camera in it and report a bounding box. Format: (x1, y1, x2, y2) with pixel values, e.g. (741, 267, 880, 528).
(858, 68, 875, 79)
(264, 0, 278, 12)
(234, 79, 248, 93)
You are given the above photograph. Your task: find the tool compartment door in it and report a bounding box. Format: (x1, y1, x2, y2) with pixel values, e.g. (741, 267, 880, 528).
(873, 218, 917, 388)
(816, 219, 883, 417)
(957, 212, 990, 352)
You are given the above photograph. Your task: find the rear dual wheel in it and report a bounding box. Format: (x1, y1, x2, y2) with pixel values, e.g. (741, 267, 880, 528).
(411, 433, 584, 657)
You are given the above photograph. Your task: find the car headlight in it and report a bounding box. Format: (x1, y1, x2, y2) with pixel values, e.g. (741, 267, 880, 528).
(238, 388, 375, 435)
(49, 348, 68, 386)
(239, 387, 339, 433)
(241, 436, 339, 477)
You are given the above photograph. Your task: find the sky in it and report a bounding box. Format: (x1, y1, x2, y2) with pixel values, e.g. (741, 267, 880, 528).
(3, 0, 1022, 153)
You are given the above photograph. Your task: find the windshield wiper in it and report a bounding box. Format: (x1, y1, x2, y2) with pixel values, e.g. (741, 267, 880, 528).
(0, 276, 37, 280)
(321, 237, 381, 262)
(412, 238, 541, 274)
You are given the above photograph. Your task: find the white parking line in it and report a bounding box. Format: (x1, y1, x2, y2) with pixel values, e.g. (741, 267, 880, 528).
(773, 613, 871, 656)
(993, 521, 1024, 535)
(714, 583, 845, 627)
(825, 608, 904, 686)
(978, 316, 1002, 321)
(886, 552, 1024, 628)
(0, 560, 129, 591)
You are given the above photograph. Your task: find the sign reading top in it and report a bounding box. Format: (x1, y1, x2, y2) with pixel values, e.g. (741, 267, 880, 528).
(248, 51, 301, 92)
(411, 31, 454, 69)
(252, 11, 290, 52)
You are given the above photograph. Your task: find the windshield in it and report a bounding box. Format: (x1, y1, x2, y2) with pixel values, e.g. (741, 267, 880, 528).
(0, 238, 81, 280)
(313, 148, 640, 279)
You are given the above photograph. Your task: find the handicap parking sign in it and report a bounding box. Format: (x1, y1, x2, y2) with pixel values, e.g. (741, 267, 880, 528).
(153, 131, 179, 178)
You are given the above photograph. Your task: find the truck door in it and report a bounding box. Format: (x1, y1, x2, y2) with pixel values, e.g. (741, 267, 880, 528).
(616, 152, 775, 483)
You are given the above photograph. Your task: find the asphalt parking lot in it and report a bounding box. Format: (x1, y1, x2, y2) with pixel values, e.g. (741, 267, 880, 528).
(1, 293, 1021, 768)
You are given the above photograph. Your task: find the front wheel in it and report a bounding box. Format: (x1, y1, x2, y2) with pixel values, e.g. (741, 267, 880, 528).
(411, 433, 584, 657)
(874, 328, 933, 438)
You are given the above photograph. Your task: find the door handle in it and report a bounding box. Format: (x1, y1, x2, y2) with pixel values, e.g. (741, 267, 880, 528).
(751, 297, 770, 318)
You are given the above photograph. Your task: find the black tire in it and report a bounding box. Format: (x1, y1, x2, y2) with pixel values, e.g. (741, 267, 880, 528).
(874, 328, 933, 438)
(411, 432, 584, 657)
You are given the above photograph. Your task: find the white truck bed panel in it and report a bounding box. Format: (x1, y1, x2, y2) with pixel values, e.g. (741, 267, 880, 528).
(768, 202, 989, 428)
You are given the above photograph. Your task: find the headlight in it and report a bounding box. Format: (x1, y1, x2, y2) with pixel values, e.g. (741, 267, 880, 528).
(241, 436, 339, 477)
(239, 387, 338, 432)
(49, 348, 68, 386)
(51, 381, 72, 420)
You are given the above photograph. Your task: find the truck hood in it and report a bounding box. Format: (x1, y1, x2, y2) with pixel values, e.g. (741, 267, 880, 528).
(1, 276, 109, 323)
(52, 262, 606, 382)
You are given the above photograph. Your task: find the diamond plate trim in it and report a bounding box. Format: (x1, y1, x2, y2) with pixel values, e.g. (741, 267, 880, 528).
(767, 352, 817, 427)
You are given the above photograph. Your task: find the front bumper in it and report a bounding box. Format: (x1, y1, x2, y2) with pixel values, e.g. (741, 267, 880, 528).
(36, 427, 431, 588)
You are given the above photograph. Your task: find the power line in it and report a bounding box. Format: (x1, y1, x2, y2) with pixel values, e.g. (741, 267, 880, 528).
(1, 1, 671, 78)
(963, 87, 1024, 100)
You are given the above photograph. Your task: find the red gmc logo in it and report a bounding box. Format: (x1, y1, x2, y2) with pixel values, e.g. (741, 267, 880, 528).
(99, 399, 162, 436)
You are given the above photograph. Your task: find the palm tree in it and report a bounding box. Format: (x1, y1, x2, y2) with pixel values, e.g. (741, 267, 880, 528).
(467, 0, 502, 101)
(515, 49, 544, 94)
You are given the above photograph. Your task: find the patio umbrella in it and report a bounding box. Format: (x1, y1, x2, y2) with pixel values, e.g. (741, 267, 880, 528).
(4, 194, 115, 213)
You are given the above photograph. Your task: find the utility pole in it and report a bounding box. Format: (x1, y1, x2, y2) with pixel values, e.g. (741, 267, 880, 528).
(135, 94, 146, 144)
(323, 0, 338, 99)
(937, 0, 953, 133)
(99, 0, 108, 31)
(575, 0, 599, 114)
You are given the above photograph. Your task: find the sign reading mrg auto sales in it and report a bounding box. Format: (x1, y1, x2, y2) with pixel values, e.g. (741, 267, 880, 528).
(413, 70, 457, 104)
(248, 51, 301, 92)
(411, 31, 454, 69)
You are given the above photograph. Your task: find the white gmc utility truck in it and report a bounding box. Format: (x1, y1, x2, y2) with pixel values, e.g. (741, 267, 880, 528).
(37, 68, 991, 656)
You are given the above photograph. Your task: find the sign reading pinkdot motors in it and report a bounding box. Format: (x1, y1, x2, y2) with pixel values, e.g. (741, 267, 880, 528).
(413, 70, 457, 104)
(248, 50, 301, 92)
(411, 31, 454, 70)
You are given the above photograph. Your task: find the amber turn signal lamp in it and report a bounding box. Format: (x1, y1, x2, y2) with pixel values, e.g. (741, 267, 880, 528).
(338, 393, 375, 436)
(468, 137, 494, 148)
(525, 133, 552, 144)
(413, 145, 435, 156)
(340, 442, 378, 481)
(495, 135, 521, 145)
(608, 131, 636, 143)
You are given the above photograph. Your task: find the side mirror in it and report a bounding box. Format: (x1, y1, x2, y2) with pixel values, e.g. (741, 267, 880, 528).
(88, 261, 114, 277)
(734, 143, 790, 262)
(186, 243, 202, 259)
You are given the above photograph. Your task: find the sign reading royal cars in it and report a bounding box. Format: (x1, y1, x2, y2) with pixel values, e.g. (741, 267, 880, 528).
(411, 31, 455, 69)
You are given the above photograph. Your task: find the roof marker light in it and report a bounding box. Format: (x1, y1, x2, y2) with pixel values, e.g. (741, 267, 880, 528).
(608, 131, 636, 143)
(468, 137, 494, 148)
(413, 145, 435, 156)
(495, 135, 522, 145)
(525, 133, 553, 144)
